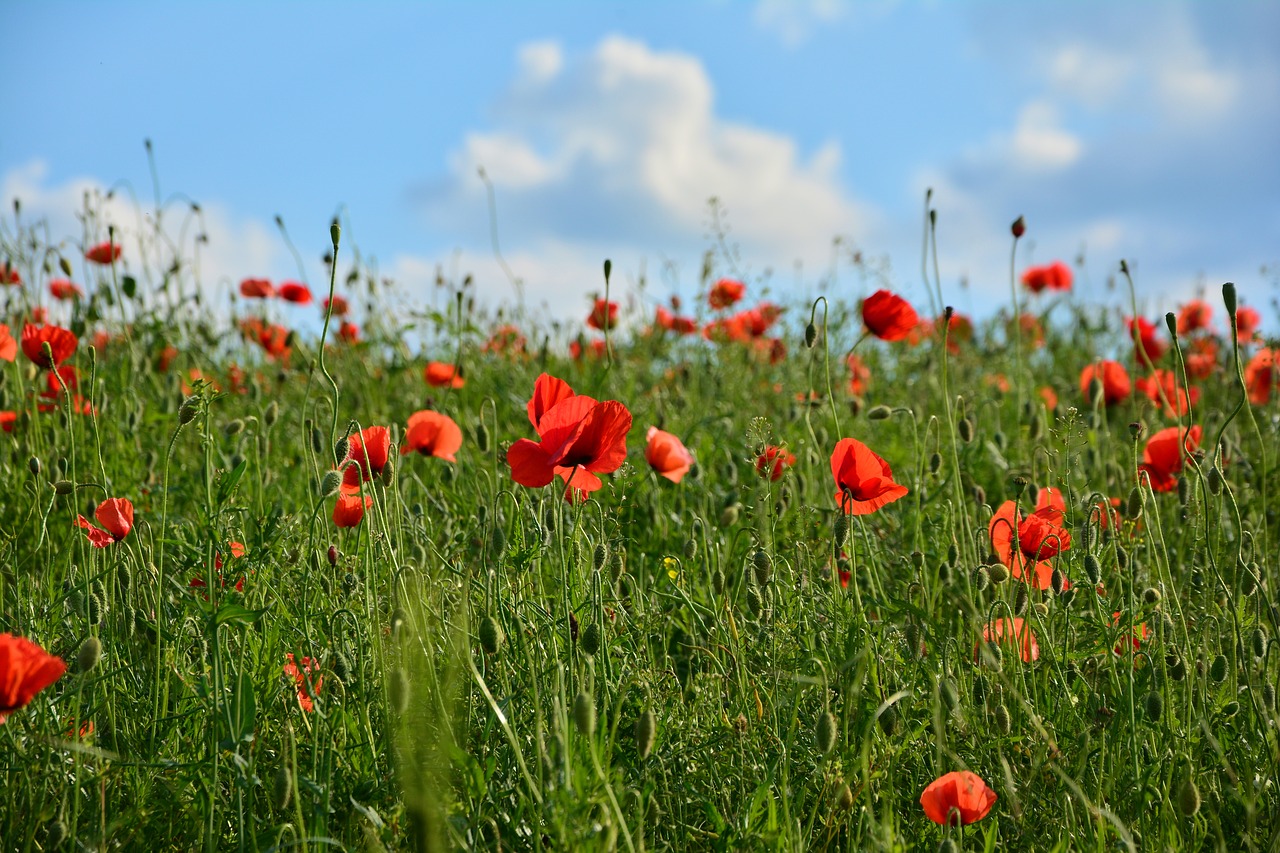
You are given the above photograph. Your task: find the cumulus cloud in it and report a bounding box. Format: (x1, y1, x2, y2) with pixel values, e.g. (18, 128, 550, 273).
(752, 0, 846, 47)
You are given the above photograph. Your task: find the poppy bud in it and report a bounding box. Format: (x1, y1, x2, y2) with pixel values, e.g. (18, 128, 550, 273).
(390, 607, 408, 639)
(573, 691, 595, 737)
(388, 667, 410, 714)
(78, 636, 102, 672)
(593, 543, 608, 573)
(1116, 545, 1130, 570)
(1241, 566, 1259, 597)
(683, 537, 697, 560)
(753, 549, 773, 586)
(877, 704, 901, 736)
(1251, 627, 1267, 658)
(804, 322, 818, 348)
(1125, 487, 1144, 521)
(479, 614, 504, 655)
(746, 586, 763, 619)
(1222, 281, 1236, 315)
(719, 504, 740, 528)
(1051, 569, 1067, 596)
(833, 514, 849, 548)
(264, 400, 280, 427)
(330, 221, 341, 247)
(994, 703, 1011, 734)
(836, 783, 855, 811)
(988, 563, 1010, 585)
(635, 707, 656, 759)
(957, 417, 974, 443)
(223, 418, 245, 438)
(272, 766, 293, 811)
(938, 839, 959, 853)
(178, 396, 199, 425)
(608, 548, 626, 584)
(53, 479, 74, 496)
(1207, 466, 1223, 495)
(1144, 691, 1163, 722)
(333, 436, 350, 466)
(940, 678, 960, 715)
(580, 623, 601, 656)
(28, 456, 41, 477)
(816, 710, 837, 755)
(475, 421, 490, 453)
(1177, 776, 1202, 817)
(971, 565, 990, 592)
(310, 426, 324, 454)
(867, 405, 892, 421)
(1178, 476, 1192, 506)
(1011, 216, 1026, 238)
(327, 544, 339, 567)
(926, 451, 942, 475)
(320, 471, 342, 497)
(1034, 601, 1050, 618)
(380, 457, 396, 486)
(1028, 413, 1043, 440)
(1210, 654, 1228, 683)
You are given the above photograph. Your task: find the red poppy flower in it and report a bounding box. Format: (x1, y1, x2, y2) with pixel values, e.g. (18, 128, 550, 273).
(655, 306, 698, 336)
(1136, 369, 1198, 418)
(1128, 316, 1166, 362)
(1079, 360, 1130, 406)
(645, 426, 694, 483)
(1236, 306, 1262, 343)
(1017, 313, 1046, 348)
(756, 445, 796, 482)
(830, 438, 908, 515)
(84, 241, 121, 265)
(846, 354, 871, 396)
(0, 412, 15, 433)
(507, 375, 632, 499)
(979, 616, 1039, 663)
(0, 324, 15, 363)
(1244, 349, 1277, 405)
(239, 278, 275, 299)
(483, 324, 527, 356)
(1176, 300, 1212, 335)
(862, 290, 919, 342)
(989, 500, 1071, 590)
(570, 339, 608, 361)
(755, 336, 787, 364)
(333, 493, 373, 527)
(341, 426, 390, 488)
(49, 279, 84, 301)
(1038, 386, 1058, 411)
(1111, 611, 1150, 655)
(401, 411, 462, 462)
(76, 497, 134, 548)
(920, 771, 997, 826)
(191, 542, 247, 593)
(278, 281, 312, 304)
(252, 322, 291, 360)
(338, 321, 359, 344)
(283, 653, 323, 712)
(744, 303, 784, 338)
(1139, 425, 1201, 492)
(587, 298, 618, 331)
(323, 294, 349, 315)
(709, 278, 746, 310)
(21, 324, 78, 369)
(1020, 261, 1072, 294)
(0, 262, 19, 286)
(1184, 337, 1219, 380)
(0, 634, 67, 725)
(424, 361, 464, 388)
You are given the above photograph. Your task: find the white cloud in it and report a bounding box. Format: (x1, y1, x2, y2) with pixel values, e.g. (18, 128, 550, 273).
(753, 0, 846, 47)
(1008, 101, 1082, 171)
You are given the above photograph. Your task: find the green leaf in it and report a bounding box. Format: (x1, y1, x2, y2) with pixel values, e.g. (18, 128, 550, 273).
(211, 602, 267, 628)
(215, 459, 249, 506)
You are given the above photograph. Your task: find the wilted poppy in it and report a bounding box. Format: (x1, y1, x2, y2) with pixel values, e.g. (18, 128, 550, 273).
(920, 771, 997, 826)
(76, 497, 134, 548)
(830, 438, 908, 515)
(1176, 300, 1212, 335)
(1020, 261, 1072, 294)
(1128, 316, 1166, 363)
(278, 282, 312, 304)
(424, 361, 464, 388)
(0, 634, 67, 724)
(283, 653, 323, 712)
(239, 278, 274, 299)
(1236, 306, 1262, 343)
(1079, 360, 1130, 406)
(401, 411, 462, 462)
(49, 279, 84, 301)
(979, 617, 1039, 663)
(587, 298, 618, 331)
(21, 324, 78, 369)
(1244, 349, 1276, 405)
(333, 493, 373, 528)
(862, 290, 918, 342)
(84, 241, 121, 265)
(709, 278, 745, 310)
(756, 445, 796, 481)
(0, 324, 15, 362)
(340, 426, 390, 488)
(323, 294, 349, 315)
(989, 500, 1071, 590)
(1139, 425, 1201, 492)
(645, 426, 694, 483)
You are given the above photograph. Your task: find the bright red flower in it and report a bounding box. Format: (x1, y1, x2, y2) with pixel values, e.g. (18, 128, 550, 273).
(1244, 349, 1277, 405)
(709, 278, 746, 310)
(655, 306, 698, 335)
(1184, 337, 1219, 380)
(1128, 316, 1166, 363)
(401, 411, 462, 462)
(847, 354, 871, 396)
(0, 262, 19, 286)
(570, 339, 608, 361)
(483, 324, 527, 356)
(1020, 261, 1072, 294)
(1139, 425, 1201, 492)
(239, 278, 275, 299)
(1079, 360, 1130, 406)
(49, 279, 84, 301)
(1136, 369, 1199, 418)
(920, 771, 997, 826)
(989, 499, 1071, 590)
(0, 634, 66, 725)
(323, 294, 349, 315)
(756, 445, 796, 482)
(21, 324, 78, 369)
(424, 361, 464, 388)
(1177, 300, 1212, 335)
(0, 412, 15, 433)
(253, 322, 291, 360)
(338, 321, 359, 344)
(1236, 306, 1262, 343)
(76, 497, 134, 548)
(1039, 385, 1059, 411)
(507, 375, 632, 499)
(191, 542, 247, 593)
(830, 437, 908, 515)
(1111, 611, 1150, 655)
(84, 241, 121, 265)
(0, 324, 15, 362)
(979, 616, 1039, 663)
(283, 653, 323, 712)
(278, 281, 312, 304)
(645, 426, 694, 483)
(862, 290, 918, 342)
(341, 426, 390, 488)
(332, 493, 372, 528)
(587, 298, 618, 331)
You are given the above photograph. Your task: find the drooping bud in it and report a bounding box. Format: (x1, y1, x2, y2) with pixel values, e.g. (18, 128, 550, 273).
(580, 623, 602, 656)
(272, 767, 293, 811)
(1177, 776, 1201, 817)
(388, 667, 410, 714)
(816, 710, 837, 755)
(573, 691, 596, 736)
(77, 636, 102, 672)
(479, 614, 504, 655)
(320, 471, 342, 497)
(804, 322, 818, 348)
(635, 707, 657, 759)
(867, 405, 892, 421)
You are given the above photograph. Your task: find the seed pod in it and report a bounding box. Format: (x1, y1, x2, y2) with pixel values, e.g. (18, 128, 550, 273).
(1014, 584, 1029, 616)
(1222, 700, 1239, 717)
(389, 667, 410, 714)
(77, 636, 102, 673)
(994, 703, 1011, 734)
(957, 417, 974, 443)
(752, 549, 772, 586)
(929, 452, 942, 474)
(1177, 776, 1201, 817)
(988, 563, 1010, 585)
(1241, 567, 1259, 597)
(45, 819, 68, 849)
(635, 707, 656, 759)
(1125, 487, 1144, 520)
(573, 691, 596, 736)
(272, 766, 293, 811)
(816, 710, 837, 755)
(877, 704, 901, 736)
(580, 623, 602, 656)
(971, 565, 990, 592)
(804, 322, 818, 348)
(1084, 554, 1102, 585)
(1059, 588, 1076, 608)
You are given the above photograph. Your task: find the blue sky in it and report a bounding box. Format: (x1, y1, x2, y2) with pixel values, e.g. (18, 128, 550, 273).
(2, 1, 1277, 327)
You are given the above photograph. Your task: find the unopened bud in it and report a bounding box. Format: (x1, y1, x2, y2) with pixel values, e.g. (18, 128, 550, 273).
(178, 397, 199, 425)
(77, 636, 102, 672)
(573, 691, 596, 736)
(804, 322, 818, 348)
(867, 405, 892, 421)
(1011, 216, 1026, 239)
(330, 221, 341, 247)
(319, 471, 342, 497)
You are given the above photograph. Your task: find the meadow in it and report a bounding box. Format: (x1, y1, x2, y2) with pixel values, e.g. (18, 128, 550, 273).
(1, 186, 1278, 852)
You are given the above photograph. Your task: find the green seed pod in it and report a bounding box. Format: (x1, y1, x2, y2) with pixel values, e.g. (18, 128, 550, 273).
(272, 766, 293, 811)
(479, 615, 504, 655)
(1084, 554, 1102, 585)
(1143, 587, 1162, 605)
(957, 417, 974, 443)
(573, 691, 596, 737)
(816, 710, 837, 755)
(877, 704, 901, 736)
(635, 707, 656, 759)
(983, 641, 1004, 671)
(593, 543, 608, 573)
(929, 452, 942, 474)
(1014, 584, 1029, 616)
(866, 404, 893, 422)
(804, 322, 818, 348)
(1251, 627, 1266, 659)
(1144, 691, 1163, 722)
(580, 623, 602, 656)
(988, 563, 1010, 585)
(994, 703, 1012, 734)
(1241, 567, 1259, 597)
(1125, 487, 1144, 520)
(77, 636, 102, 673)
(389, 668, 410, 714)
(971, 565, 990, 592)
(752, 548, 772, 586)
(1177, 776, 1201, 817)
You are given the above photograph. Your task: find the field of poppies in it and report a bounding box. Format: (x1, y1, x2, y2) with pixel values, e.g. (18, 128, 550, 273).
(1, 195, 1278, 851)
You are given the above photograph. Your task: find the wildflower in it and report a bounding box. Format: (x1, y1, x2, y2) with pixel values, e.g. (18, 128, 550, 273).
(830, 438, 908, 515)
(0, 262, 19, 285)
(283, 653, 323, 712)
(239, 277, 274, 298)
(84, 241, 121, 265)
(0, 634, 67, 724)
(1112, 611, 1149, 655)
(756, 445, 796, 482)
(424, 361, 464, 388)
(0, 412, 15, 433)
(1136, 369, 1198, 418)
(1244, 349, 1276, 405)
(645, 426, 695, 483)
(21, 324, 78, 369)
(1017, 313, 1046, 348)
(1176, 300, 1212, 335)
(861, 290, 919, 342)
(1236, 306, 1262, 343)
(709, 277, 745, 310)
(76, 497, 134, 548)
(1038, 386, 1058, 411)
(655, 306, 698, 336)
(920, 771, 997, 826)
(483, 324, 527, 356)
(190, 542, 248, 593)
(847, 354, 871, 396)
(258, 324, 291, 360)
(1184, 337, 1219, 379)
(570, 338, 608, 361)
(49, 279, 84, 301)
(0, 324, 15, 362)
(322, 294, 349, 315)
(979, 617, 1039, 663)
(1020, 261, 1072, 293)
(989, 499, 1071, 590)
(332, 493, 373, 528)
(401, 411, 462, 462)
(340, 426, 391, 488)
(1079, 360, 1130, 406)
(587, 298, 618, 331)
(338, 321, 359, 344)
(278, 282, 312, 304)
(1128, 316, 1167, 363)
(1139, 425, 1201, 492)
